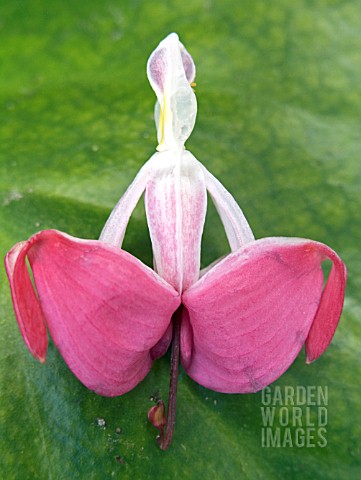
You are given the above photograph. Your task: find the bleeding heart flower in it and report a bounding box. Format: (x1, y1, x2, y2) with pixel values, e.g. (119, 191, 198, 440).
(4, 33, 347, 450)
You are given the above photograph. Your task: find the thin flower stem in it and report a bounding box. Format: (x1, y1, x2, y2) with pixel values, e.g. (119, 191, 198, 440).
(158, 305, 182, 450)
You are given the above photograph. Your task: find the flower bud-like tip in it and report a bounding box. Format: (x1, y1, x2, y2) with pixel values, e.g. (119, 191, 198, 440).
(147, 33, 197, 152)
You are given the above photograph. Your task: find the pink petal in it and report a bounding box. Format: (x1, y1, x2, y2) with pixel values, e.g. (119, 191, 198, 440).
(182, 237, 346, 393)
(145, 150, 207, 292)
(179, 41, 196, 84)
(6, 230, 180, 396)
(148, 33, 195, 93)
(5, 241, 48, 363)
(305, 243, 347, 363)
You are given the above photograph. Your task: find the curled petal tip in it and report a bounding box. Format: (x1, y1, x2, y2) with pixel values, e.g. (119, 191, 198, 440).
(305, 245, 347, 363)
(5, 238, 48, 363)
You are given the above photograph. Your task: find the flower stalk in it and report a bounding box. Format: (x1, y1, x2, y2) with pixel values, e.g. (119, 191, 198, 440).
(148, 306, 182, 450)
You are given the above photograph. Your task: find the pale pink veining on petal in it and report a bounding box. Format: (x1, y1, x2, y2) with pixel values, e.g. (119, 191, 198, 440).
(182, 237, 346, 393)
(145, 150, 207, 292)
(6, 230, 180, 396)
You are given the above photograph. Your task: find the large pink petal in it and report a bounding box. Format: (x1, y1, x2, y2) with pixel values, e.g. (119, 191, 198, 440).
(181, 237, 346, 393)
(5, 230, 180, 396)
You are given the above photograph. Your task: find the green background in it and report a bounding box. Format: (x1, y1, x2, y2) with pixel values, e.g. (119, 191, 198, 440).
(0, 0, 360, 478)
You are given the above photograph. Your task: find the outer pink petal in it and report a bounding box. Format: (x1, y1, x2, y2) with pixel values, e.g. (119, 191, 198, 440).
(5, 241, 48, 363)
(305, 243, 347, 363)
(182, 237, 346, 393)
(5, 230, 180, 396)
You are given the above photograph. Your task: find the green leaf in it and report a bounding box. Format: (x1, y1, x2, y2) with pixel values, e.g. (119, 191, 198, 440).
(1, 1, 360, 478)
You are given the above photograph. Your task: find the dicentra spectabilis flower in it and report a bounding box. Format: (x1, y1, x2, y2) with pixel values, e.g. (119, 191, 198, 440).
(5, 33, 347, 450)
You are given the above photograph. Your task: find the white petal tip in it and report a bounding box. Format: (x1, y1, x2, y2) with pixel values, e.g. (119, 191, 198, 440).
(147, 33, 197, 151)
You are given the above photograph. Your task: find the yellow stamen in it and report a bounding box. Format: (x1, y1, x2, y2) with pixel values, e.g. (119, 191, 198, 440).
(157, 95, 169, 151)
